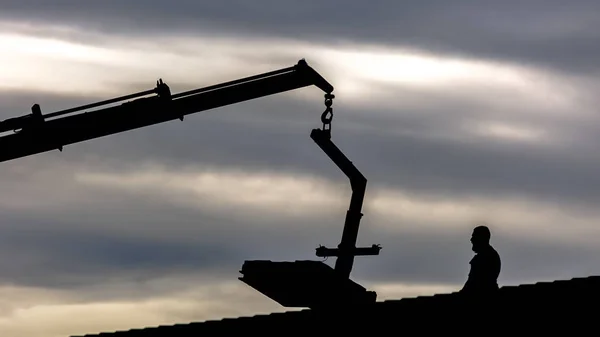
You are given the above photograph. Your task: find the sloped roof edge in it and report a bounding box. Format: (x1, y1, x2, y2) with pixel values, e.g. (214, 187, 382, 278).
(72, 275, 600, 336)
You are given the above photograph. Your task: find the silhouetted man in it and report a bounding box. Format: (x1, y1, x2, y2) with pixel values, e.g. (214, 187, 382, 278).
(460, 225, 501, 295)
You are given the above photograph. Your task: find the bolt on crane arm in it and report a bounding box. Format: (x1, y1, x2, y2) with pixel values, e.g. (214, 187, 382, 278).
(0, 59, 333, 164)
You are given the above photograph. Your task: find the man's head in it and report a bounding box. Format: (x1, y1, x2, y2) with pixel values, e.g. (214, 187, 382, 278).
(470, 225, 491, 253)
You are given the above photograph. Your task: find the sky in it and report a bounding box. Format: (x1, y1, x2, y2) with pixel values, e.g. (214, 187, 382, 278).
(1, 1, 600, 336)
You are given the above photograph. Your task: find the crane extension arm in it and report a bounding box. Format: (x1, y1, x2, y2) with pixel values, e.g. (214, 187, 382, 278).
(0, 59, 333, 163)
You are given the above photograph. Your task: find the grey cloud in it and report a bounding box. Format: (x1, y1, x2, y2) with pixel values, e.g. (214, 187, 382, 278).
(0, 202, 322, 290)
(2, 77, 600, 295)
(0, 89, 105, 120)
(2, 192, 598, 294)
(355, 227, 600, 287)
(0, 224, 235, 289)
(0, 159, 350, 291)
(2, 1, 600, 75)
(0, 154, 598, 295)
(5, 87, 599, 208)
(2, 83, 600, 209)
(4, 4, 600, 332)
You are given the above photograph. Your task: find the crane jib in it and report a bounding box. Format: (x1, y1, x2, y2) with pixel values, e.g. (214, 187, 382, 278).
(0, 58, 382, 308)
(0, 59, 334, 163)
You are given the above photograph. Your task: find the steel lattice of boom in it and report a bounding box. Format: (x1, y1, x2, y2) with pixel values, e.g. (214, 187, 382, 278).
(0, 59, 333, 163)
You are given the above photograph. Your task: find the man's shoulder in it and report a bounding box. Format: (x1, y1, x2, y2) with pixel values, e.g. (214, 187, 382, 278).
(487, 246, 501, 264)
(491, 246, 500, 257)
(483, 246, 500, 258)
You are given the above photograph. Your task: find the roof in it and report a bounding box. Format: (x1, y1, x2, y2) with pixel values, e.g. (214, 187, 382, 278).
(73, 275, 600, 336)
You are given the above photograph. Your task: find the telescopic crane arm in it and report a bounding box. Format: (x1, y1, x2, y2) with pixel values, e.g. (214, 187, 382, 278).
(0, 58, 381, 282)
(0, 59, 333, 163)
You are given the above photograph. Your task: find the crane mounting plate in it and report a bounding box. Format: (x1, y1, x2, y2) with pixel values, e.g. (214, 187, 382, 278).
(239, 260, 376, 309)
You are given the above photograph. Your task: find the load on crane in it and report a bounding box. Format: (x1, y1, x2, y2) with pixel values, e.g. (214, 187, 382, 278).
(0, 59, 381, 309)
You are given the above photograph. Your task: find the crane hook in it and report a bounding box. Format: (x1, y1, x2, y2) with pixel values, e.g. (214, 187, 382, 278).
(321, 93, 335, 137)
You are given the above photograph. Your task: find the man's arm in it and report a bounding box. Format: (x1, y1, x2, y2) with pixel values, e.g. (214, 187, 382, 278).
(461, 274, 473, 293)
(460, 256, 478, 293)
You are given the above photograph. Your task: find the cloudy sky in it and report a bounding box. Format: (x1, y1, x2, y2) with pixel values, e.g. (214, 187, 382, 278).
(2, 1, 600, 336)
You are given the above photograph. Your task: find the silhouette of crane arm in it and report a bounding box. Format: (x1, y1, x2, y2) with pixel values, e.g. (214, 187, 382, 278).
(311, 128, 381, 279)
(0, 59, 333, 163)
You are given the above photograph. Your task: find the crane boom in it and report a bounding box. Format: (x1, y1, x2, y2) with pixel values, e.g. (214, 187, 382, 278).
(0, 58, 382, 306)
(0, 59, 333, 163)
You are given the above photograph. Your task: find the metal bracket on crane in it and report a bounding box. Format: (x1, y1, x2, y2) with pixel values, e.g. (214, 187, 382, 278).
(239, 94, 382, 309)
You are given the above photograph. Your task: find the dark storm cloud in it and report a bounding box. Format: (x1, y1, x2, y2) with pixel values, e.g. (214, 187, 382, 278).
(3, 5, 600, 334)
(0, 219, 237, 289)
(2, 86, 600, 292)
(0, 197, 330, 290)
(2, 194, 598, 291)
(5, 87, 599, 208)
(1, 1, 600, 75)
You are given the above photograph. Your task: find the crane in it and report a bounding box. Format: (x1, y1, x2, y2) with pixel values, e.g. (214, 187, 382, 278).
(0, 59, 334, 163)
(0, 59, 381, 309)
